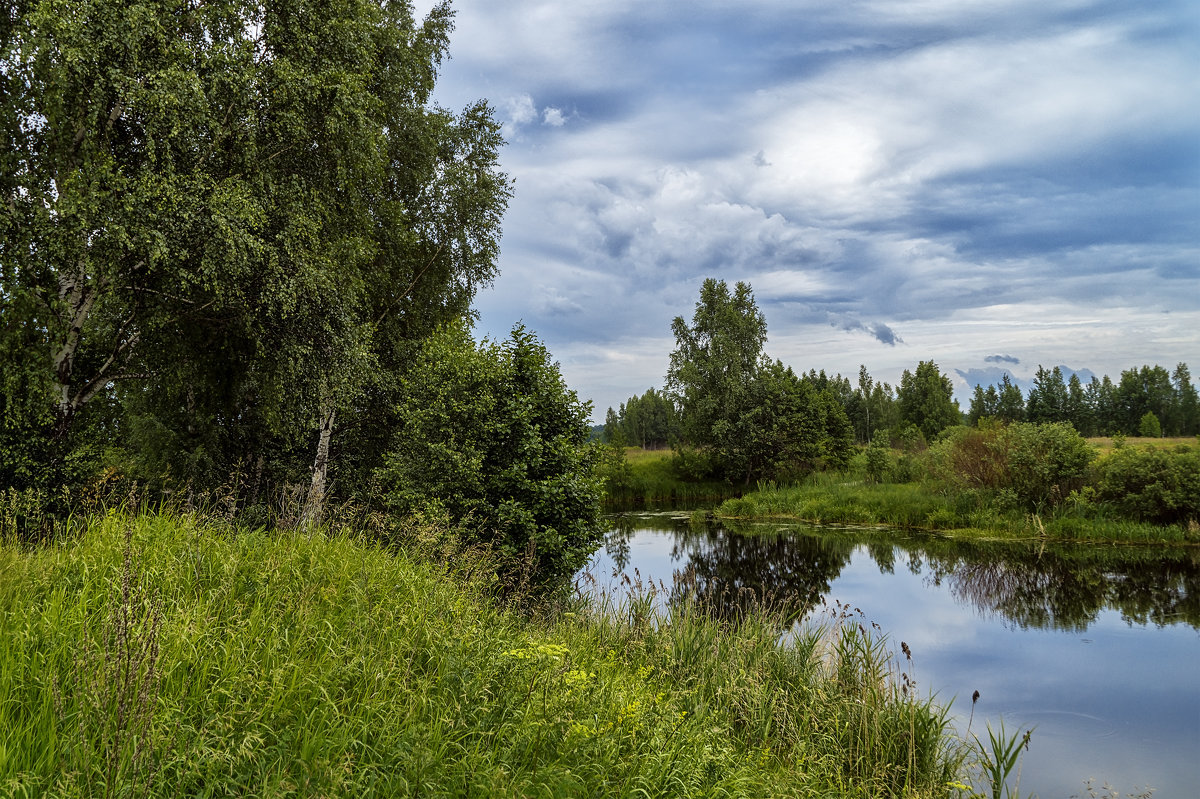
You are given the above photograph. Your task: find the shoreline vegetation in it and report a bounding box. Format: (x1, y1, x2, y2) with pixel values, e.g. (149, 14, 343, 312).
(2, 510, 999, 798)
(603, 436, 1200, 545)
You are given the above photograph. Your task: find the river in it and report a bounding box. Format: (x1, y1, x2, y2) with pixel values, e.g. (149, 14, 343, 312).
(580, 512, 1200, 798)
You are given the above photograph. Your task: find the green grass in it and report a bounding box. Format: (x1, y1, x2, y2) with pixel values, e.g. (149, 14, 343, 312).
(718, 472, 1001, 534)
(603, 447, 738, 507)
(1088, 436, 1196, 455)
(0, 511, 971, 797)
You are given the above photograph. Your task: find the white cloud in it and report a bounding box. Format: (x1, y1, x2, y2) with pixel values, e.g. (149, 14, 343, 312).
(431, 0, 1199, 419)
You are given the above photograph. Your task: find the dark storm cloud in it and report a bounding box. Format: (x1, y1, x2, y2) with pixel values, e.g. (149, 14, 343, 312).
(985, 355, 1020, 365)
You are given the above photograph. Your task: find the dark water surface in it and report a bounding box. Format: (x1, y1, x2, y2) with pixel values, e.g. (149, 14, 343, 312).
(581, 513, 1200, 798)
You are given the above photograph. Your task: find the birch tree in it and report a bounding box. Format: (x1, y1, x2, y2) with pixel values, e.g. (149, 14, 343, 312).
(1, 1, 509, 509)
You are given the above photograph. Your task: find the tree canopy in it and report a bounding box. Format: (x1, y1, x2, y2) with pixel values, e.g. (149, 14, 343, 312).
(2, 0, 510, 512)
(377, 322, 604, 585)
(897, 361, 960, 442)
(665, 279, 852, 483)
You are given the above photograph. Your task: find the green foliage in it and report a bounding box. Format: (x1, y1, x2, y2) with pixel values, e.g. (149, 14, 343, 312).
(898, 360, 961, 441)
(930, 422, 1095, 512)
(1096, 446, 1200, 526)
(666, 278, 767, 451)
(603, 388, 679, 449)
(893, 422, 928, 454)
(1137, 411, 1161, 438)
(996, 374, 1027, 424)
(864, 435, 893, 484)
(1002, 422, 1095, 510)
(666, 279, 853, 484)
(595, 447, 734, 506)
(1026, 365, 1068, 424)
(378, 323, 604, 586)
(2, 0, 510, 506)
(967, 721, 1034, 799)
(670, 446, 718, 482)
(595, 443, 635, 494)
(718, 360, 854, 483)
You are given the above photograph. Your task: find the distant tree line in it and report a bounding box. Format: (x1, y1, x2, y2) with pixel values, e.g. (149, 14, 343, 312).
(603, 279, 970, 484)
(603, 389, 679, 449)
(968, 364, 1199, 437)
(605, 281, 1199, 488)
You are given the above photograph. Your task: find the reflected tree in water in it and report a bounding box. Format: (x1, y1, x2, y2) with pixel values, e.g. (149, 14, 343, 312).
(668, 523, 854, 622)
(595, 515, 1200, 631)
(901, 540, 1200, 631)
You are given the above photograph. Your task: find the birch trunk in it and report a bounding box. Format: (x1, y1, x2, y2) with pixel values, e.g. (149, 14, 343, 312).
(50, 262, 96, 438)
(301, 402, 336, 527)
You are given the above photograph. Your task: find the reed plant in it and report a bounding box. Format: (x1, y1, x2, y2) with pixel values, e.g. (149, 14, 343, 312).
(2, 510, 972, 797)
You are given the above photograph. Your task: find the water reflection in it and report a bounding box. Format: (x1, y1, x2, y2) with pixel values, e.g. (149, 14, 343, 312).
(590, 514, 1200, 797)
(600, 514, 1200, 632)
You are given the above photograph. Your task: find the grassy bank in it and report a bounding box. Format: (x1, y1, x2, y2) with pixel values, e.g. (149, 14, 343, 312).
(1, 512, 973, 797)
(601, 447, 739, 507)
(717, 470, 1198, 545)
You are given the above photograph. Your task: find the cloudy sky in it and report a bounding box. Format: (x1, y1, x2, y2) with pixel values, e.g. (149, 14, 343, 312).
(417, 0, 1199, 420)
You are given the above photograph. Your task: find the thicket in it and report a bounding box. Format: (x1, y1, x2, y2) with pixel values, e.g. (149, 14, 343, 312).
(927, 422, 1094, 512)
(1, 1, 511, 510)
(1095, 446, 1200, 526)
(377, 323, 604, 585)
(660, 279, 855, 486)
(0, 1, 616, 588)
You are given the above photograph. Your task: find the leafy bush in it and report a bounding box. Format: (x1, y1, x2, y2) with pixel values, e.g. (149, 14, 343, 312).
(377, 323, 604, 586)
(1003, 421, 1095, 510)
(930, 422, 1094, 511)
(1096, 446, 1200, 525)
(595, 444, 634, 494)
(1137, 412, 1162, 438)
(671, 446, 717, 482)
(864, 437, 892, 484)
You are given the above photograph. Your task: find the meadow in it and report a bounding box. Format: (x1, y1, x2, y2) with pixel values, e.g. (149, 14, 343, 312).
(0, 511, 988, 798)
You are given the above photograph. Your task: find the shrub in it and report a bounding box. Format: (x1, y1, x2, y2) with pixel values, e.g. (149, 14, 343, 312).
(1096, 446, 1200, 525)
(864, 437, 892, 484)
(1003, 422, 1095, 510)
(377, 322, 604, 587)
(1137, 412, 1162, 438)
(671, 446, 716, 481)
(930, 422, 1094, 511)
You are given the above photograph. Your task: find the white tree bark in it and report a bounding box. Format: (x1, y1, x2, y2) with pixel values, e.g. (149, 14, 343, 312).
(300, 402, 336, 527)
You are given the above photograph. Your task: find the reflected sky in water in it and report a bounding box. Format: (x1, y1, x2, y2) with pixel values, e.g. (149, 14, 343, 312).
(581, 514, 1200, 798)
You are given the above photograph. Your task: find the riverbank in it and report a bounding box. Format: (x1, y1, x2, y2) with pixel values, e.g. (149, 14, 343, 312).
(716, 475, 1197, 544)
(716, 437, 1200, 545)
(2, 512, 970, 797)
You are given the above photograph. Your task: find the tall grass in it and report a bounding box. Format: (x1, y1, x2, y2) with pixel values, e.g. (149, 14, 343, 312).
(1, 511, 969, 797)
(718, 474, 979, 531)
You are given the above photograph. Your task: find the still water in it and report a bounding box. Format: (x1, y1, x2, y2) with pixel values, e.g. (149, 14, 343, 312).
(581, 512, 1200, 798)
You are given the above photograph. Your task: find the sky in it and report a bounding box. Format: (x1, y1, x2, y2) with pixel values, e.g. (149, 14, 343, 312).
(415, 0, 1200, 421)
